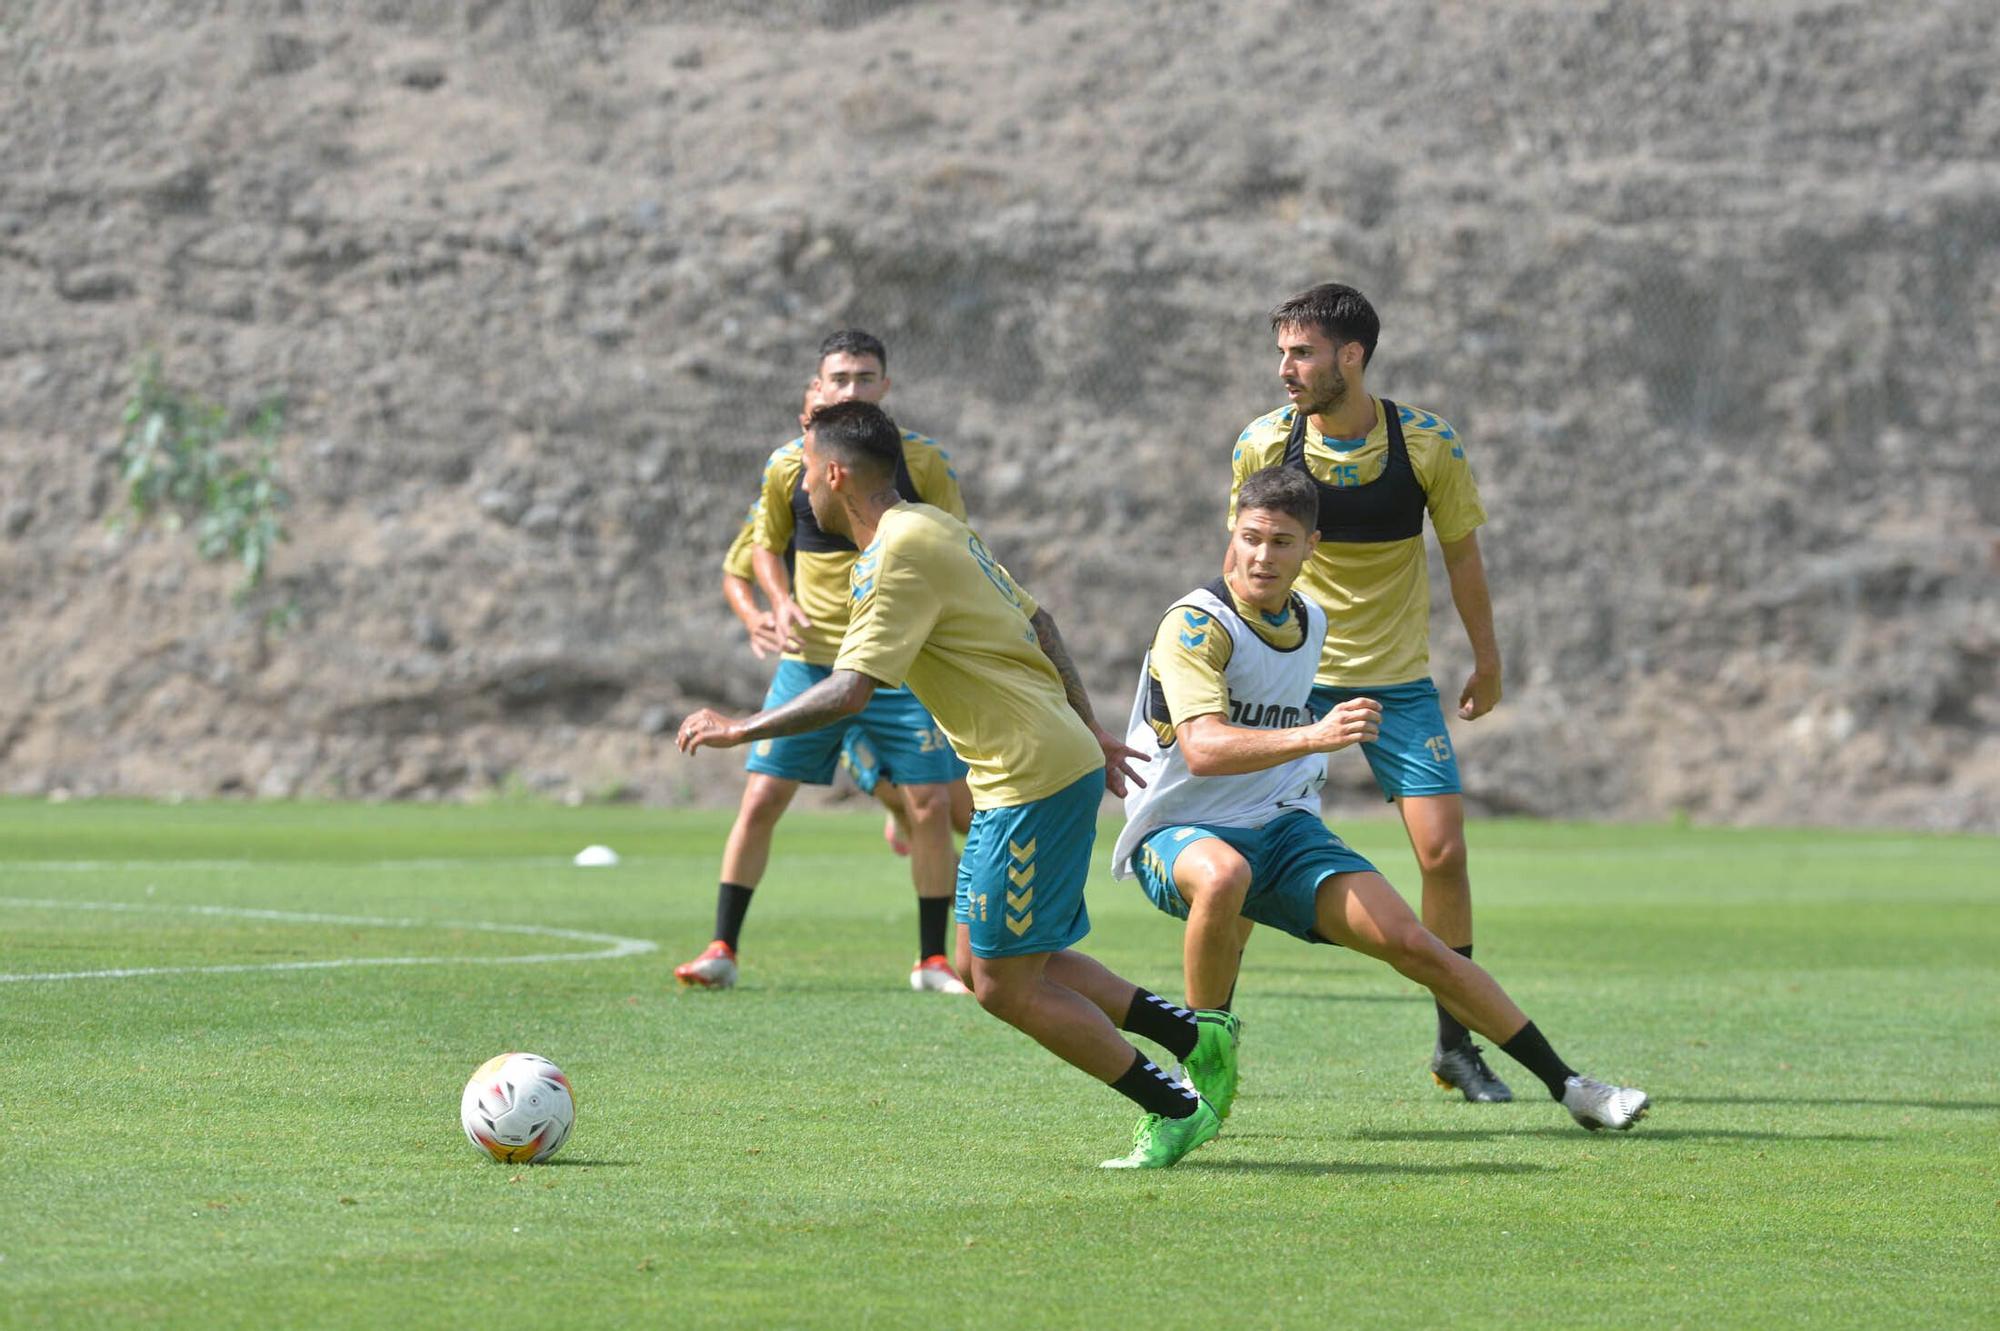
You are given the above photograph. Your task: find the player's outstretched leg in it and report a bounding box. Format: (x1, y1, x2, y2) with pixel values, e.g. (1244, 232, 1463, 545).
(1313, 869, 1649, 1132)
(1040, 945, 1239, 1121)
(968, 947, 1221, 1169)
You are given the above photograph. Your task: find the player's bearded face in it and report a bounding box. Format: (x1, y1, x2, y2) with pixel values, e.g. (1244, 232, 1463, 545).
(1277, 323, 1350, 417)
(801, 432, 845, 536)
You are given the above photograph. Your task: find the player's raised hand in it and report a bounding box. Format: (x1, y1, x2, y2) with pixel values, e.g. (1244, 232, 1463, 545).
(1458, 663, 1502, 720)
(1092, 725, 1149, 797)
(1307, 697, 1381, 752)
(677, 708, 745, 754)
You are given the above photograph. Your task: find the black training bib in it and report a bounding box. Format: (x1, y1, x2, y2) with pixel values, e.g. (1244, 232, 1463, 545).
(1283, 397, 1426, 543)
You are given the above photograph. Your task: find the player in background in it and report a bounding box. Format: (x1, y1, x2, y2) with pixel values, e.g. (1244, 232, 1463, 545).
(718, 383, 973, 853)
(680, 401, 1233, 1170)
(1114, 466, 1649, 1132)
(678, 333, 972, 994)
(1227, 283, 1516, 1102)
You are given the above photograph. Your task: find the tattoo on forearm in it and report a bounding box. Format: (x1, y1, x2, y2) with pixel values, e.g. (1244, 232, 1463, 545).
(1031, 610, 1097, 728)
(742, 671, 867, 741)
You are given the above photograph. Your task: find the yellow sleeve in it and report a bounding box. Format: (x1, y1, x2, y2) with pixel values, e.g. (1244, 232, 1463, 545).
(720, 504, 757, 579)
(833, 537, 940, 689)
(753, 445, 801, 554)
(1411, 417, 1487, 544)
(1227, 428, 1253, 528)
(1150, 606, 1234, 725)
(1227, 415, 1289, 527)
(1014, 578, 1039, 621)
(908, 438, 967, 520)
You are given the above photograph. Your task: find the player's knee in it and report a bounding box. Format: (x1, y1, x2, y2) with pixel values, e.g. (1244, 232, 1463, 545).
(738, 781, 791, 828)
(1414, 832, 1467, 880)
(1182, 858, 1250, 914)
(973, 974, 1027, 1023)
(902, 783, 951, 825)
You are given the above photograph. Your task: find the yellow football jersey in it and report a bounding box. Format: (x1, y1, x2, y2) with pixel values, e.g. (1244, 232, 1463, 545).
(1148, 583, 1307, 738)
(1229, 397, 1485, 688)
(755, 430, 964, 666)
(834, 505, 1103, 809)
(720, 502, 757, 581)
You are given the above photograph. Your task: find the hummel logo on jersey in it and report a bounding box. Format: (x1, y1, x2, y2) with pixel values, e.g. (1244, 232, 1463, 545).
(1228, 700, 1304, 729)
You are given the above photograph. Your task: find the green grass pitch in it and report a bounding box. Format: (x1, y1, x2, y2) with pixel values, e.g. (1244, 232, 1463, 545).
(2, 799, 1995, 1329)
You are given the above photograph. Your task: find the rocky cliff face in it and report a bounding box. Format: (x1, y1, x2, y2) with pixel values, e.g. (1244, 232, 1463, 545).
(2, 0, 1995, 827)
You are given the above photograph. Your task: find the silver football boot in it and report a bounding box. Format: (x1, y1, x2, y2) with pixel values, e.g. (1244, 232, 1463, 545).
(1561, 1075, 1651, 1131)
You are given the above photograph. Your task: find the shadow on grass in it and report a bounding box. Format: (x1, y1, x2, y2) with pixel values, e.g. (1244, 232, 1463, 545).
(1231, 990, 1427, 1004)
(532, 1158, 642, 1168)
(670, 984, 931, 999)
(1670, 1095, 2000, 1113)
(1350, 1127, 1892, 1144)
(1192, 1158, 1553, 1177)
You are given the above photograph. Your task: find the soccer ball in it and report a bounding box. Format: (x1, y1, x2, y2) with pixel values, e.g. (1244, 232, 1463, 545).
(460, 1052, 575, 1164)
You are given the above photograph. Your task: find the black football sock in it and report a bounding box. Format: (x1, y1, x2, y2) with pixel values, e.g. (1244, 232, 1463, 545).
(1109, 1048, 1200, 1119)
(917, 897, 950, 959)
(1436, 944, 1476, 1048)
(1499, 1021, 1578, 1101)
(1121, 989, 1200, 1061)
(714, 882, 755, 951)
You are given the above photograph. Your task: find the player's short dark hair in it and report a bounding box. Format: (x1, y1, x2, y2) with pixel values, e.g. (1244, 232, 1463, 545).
(1271, 283, 1379, 366)
(1235, 466, 1320, 535)
(817, 328, 887, 371)
(806, 400, 901, 481)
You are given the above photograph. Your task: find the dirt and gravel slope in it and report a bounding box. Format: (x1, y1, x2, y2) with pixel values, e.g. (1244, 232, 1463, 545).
(2, 0, 1995, 827)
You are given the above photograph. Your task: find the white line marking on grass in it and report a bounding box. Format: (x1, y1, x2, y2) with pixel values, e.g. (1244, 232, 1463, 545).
(0, 898, 658, 984)
(3, 858, 576, 872)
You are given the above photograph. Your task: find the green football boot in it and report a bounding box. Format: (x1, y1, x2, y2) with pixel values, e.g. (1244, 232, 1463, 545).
(1181, 1009, 1241, 1119)
(1099, 1096, 1222, 1170)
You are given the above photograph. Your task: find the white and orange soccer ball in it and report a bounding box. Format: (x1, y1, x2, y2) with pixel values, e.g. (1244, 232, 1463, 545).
(459, 1052, 575, 1164)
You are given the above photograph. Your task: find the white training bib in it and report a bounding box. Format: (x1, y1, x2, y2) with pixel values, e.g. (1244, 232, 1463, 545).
(1110, 580, 1329, 879)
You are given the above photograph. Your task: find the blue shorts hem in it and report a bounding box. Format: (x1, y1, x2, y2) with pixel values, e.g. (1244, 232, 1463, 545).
(956, 920, 1093, 959)
(1131, 813, 1375, 946)
(1309, 679, 1463, 800)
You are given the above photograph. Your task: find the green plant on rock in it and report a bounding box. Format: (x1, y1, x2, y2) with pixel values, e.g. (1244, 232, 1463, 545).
(117, 354, 291, 599)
